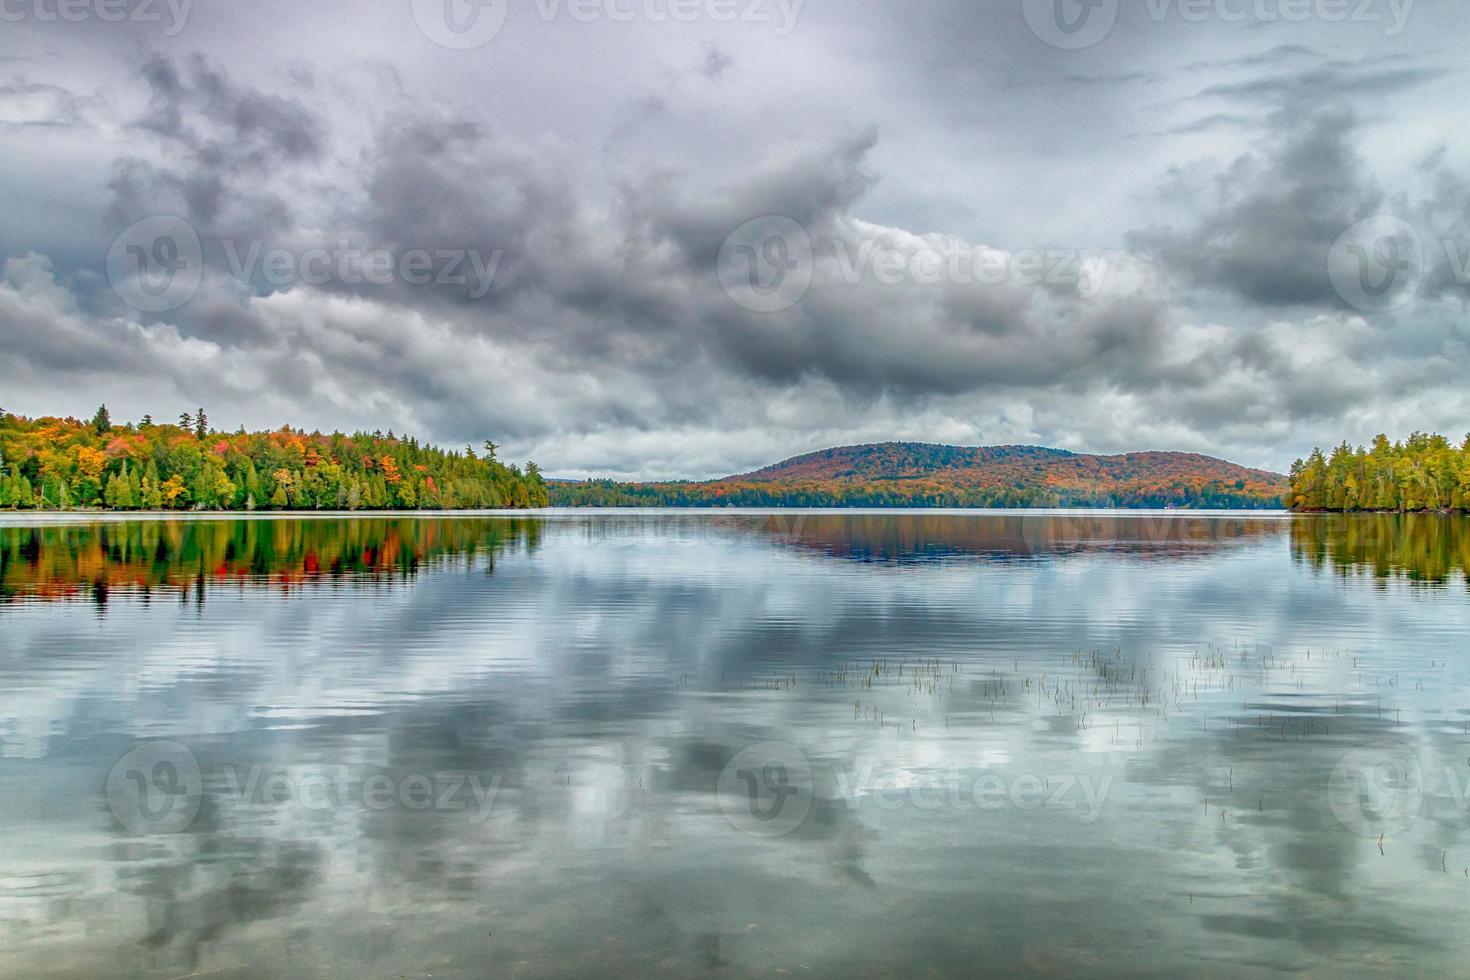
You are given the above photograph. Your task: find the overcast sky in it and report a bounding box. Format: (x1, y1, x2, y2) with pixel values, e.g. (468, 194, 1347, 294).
(0, 0, 1465, 478)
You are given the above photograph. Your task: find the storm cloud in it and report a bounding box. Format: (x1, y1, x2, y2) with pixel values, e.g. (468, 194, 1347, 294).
(0, 0, 1467, 478)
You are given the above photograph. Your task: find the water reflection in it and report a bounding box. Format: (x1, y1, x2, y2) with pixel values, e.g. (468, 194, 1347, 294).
(8, 513, 1470, 602)
(0, 511, 1287, 605)
(0, 517, 545, 604)
(1, 513, 1469, 977)
(1292, 513, 1470, 585)
(732, 511, 1286, 563)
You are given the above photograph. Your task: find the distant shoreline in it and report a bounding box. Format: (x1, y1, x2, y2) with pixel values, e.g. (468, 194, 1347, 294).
(0, 505, 1307, 525)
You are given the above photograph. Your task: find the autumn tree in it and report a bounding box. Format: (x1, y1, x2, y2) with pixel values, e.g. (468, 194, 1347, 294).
(0, 409, 548, 514)
(1286, 432, 1470, 513)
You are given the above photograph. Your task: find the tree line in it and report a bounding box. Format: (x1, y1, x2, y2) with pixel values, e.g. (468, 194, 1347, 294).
(551, 478, 1282, 509)
(1285, 432, 1470, 512)
(0, 406, 548, 512)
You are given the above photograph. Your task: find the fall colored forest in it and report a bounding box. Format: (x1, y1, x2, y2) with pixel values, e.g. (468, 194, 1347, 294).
(552, 443, 1288, 509)
(0, 407, 548, 511)
(1285, 432, 1470, 513)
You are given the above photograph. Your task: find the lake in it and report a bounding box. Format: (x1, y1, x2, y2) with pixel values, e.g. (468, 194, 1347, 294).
(2, 510, 1469, 978)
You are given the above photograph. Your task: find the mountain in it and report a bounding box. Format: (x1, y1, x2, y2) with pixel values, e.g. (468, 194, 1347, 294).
(551, 442, 1288, 509)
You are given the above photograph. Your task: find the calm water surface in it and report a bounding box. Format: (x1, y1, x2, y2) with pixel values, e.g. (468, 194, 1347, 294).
(2, 510, 1469, 978)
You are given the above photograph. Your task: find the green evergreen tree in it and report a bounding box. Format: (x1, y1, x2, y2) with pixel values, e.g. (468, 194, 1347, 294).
(115, 471, 137, 509)
(140, 473, 162, 510)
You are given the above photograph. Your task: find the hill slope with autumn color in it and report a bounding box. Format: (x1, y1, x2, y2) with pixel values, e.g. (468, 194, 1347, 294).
(552, 442, 1287, 509)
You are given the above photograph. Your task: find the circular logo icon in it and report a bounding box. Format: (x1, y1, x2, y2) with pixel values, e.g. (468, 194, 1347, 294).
(723, 512, 812, 551)
(411, 0, 508, 49)
(1022, 0, 1119, 50)
(1328, 215, 1424, 313)
(717, 216, 814, 314)
(1327, 742, 1424, 838)
(1018, 512, 1096, 559)
(761, 512, 810, 548)
(105, 741, 203, 835)
(106, 215, 203, 314)
(717, 741, 813, 838)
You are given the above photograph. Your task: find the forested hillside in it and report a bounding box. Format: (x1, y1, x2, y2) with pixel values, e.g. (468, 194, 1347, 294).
(552, 442, 1286, 509)
(0, 407, 548, 511)
(1285, 433, 1470, 512)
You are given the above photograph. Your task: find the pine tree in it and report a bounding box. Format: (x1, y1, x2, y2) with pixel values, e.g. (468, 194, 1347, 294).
(240, 459, 262, 504)
(114, 471, 137, 509)
(396, 479, 418, 509)
(140, 473, 162, 510)
(92, 404, 112, 435)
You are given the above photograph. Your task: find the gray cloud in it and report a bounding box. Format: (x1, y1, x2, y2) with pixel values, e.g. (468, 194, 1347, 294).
(0, 4, 1468, 478)
(1129, 107, 1382, 307)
